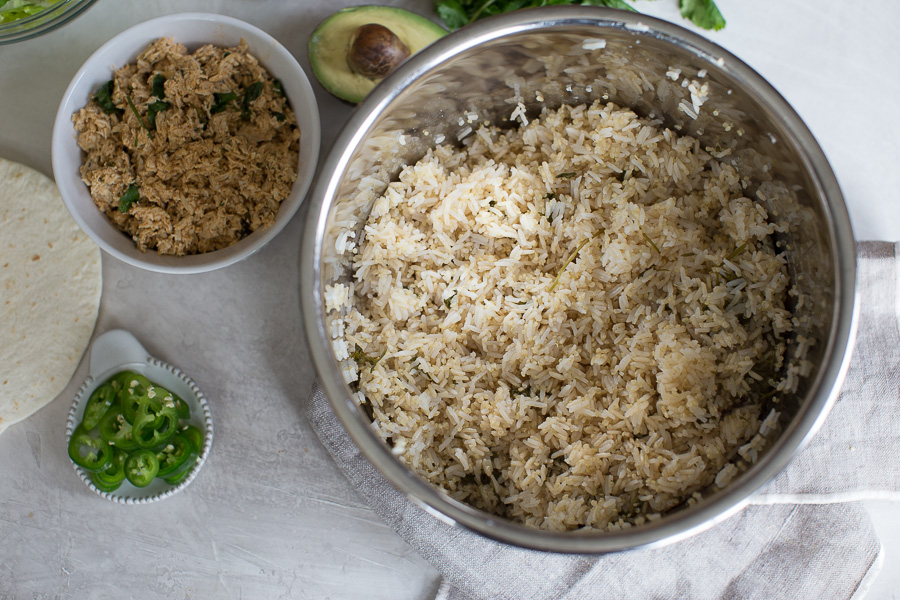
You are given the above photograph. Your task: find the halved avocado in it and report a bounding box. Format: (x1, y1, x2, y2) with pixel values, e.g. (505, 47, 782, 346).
(308, 5, 447, 104)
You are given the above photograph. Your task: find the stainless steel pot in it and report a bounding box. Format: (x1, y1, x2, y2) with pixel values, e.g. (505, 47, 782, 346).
(300, 7, 857, 553)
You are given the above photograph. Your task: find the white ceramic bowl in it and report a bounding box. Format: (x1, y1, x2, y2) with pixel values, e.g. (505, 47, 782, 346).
(66, 329, 214, 504)
(51, 13, 321, 274)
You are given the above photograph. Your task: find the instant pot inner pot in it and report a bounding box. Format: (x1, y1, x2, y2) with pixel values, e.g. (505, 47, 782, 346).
(314, 14, 846, 552)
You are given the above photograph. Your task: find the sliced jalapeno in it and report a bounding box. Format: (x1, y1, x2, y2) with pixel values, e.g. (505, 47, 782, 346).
(93, 447, 128, 490)
(181, 424, 204, 451)
(132, 388, 179, 448)
(155, 434, 196, 478)
(125, 449, 159, 487)
(117, 372, 153, 424)
(82, 384, 117, 430)
(171, 392, 190, 420)
(163, 455, 199, 485)
(68, 425, 113, 472)
(95, 447, 127, 485)
(91, 473, 123, 493)
(98, 407, 139, 451)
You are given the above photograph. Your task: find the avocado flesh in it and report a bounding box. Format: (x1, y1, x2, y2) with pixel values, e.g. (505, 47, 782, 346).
(309, 5, 447, 104)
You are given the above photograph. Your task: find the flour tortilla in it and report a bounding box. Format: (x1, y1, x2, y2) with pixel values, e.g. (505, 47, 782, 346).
(0, 158, 101, 434)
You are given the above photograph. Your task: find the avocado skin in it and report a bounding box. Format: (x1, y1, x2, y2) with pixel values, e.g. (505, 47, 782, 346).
(308, 5, 447, 104)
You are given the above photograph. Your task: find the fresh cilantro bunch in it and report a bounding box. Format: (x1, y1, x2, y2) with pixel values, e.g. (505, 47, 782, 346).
(678, 0, 726, 30)
(435, 0, 726, 31)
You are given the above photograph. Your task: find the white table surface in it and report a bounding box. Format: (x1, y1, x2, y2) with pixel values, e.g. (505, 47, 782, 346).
(1, 1, 898, 598)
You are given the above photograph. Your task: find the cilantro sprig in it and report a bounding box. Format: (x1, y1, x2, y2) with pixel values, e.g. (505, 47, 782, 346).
(118, 184, 139, 213)
(93, 80, 122, 116)
(679, 0, 725, 30)
(434, 0, 726, 31)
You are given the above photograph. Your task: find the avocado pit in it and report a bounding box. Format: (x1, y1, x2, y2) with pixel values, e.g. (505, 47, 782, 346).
(348, 23, 410, 79)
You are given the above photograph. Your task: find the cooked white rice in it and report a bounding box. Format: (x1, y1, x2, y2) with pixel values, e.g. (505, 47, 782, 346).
(339, 101, 793, 531)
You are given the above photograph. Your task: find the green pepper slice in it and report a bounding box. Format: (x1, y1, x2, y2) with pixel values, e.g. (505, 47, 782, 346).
(91, 473, 123, 493)
(98, 408, 139, 451)
(181, 424, 204, 451)
(120, 394, 142, 425)
(162, 455, 198, 485)
(82, 384, 117, 430)
(116, 372, 153, 424)
(155, 434, 196, 478)
(94, 447, 128, 487)
(132, 388, 179, 448)
(171, 392, 190, 420)
(113, 371, 151, 394)
(67, 425, 113, 472)
(125, 449, 159, 487)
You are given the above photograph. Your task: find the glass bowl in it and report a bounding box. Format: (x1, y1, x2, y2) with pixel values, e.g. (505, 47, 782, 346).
(0, 0, 98, 45)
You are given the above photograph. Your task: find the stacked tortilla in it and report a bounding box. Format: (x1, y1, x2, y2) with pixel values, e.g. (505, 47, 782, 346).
(0, 158, 101, 434)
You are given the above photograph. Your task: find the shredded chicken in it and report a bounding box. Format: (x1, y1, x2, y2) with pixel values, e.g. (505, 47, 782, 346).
(73, 38, 300, 256)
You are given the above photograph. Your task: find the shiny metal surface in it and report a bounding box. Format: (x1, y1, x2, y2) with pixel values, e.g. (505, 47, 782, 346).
(301, 7, 858, 553)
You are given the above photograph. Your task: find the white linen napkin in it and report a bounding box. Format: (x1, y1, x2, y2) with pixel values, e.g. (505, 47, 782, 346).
(307, 242, 899, 600)
(754, 242, 900, 505)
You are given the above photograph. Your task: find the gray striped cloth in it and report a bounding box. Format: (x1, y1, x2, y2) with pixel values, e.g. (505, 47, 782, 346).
(308, 241, 900, 600)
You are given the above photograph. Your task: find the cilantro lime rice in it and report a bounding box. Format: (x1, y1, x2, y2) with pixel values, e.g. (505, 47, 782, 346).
(335, 100, 796, 531)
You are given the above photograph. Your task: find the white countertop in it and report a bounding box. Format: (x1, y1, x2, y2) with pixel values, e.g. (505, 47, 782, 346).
(1, 1, 898, 598)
